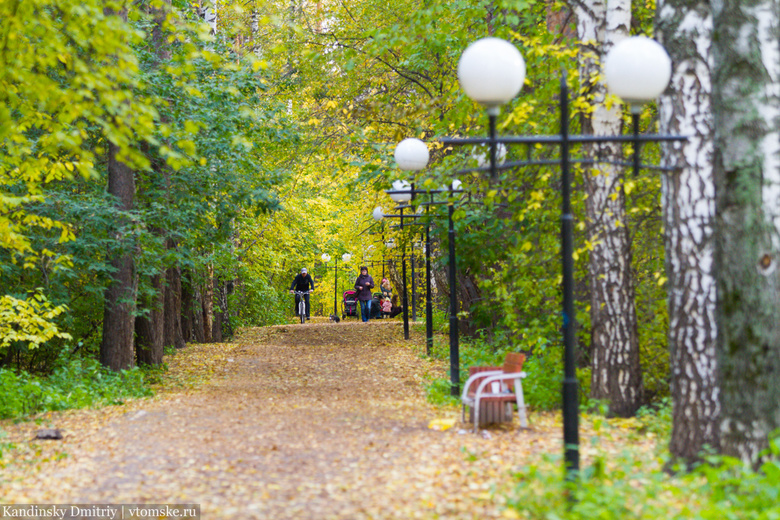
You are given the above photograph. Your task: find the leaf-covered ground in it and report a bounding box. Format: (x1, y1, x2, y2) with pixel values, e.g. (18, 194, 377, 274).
(1, 320, 659, 519)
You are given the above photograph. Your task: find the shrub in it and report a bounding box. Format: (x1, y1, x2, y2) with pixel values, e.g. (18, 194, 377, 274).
(503, 414, 780, 520)
(0, 355, 153, 420)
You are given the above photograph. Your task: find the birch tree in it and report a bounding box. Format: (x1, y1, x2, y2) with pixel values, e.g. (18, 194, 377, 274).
(656, 0, 720, 463)
(712, 0, 780, 463)
(576, 0, 644, 417)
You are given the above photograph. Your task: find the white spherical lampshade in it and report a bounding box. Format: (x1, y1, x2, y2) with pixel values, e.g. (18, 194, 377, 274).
(604, 36, 671, 105)
(442, 179, 463, 191)
(372, 206, 384, 221)
(394, 138, 429, 171)
(321, 253, 331, 262)
(472, 143, 507, 167)
(390, 179, 412, 203)
(342, 253, 352, 262)
(458, 38, 526, 108)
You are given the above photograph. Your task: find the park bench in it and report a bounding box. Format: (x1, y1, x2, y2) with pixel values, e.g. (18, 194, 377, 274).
(461, 352, 528, 433)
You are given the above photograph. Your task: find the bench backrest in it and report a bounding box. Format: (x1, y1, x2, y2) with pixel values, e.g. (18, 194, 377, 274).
(466, 353, 526, 395)
(502, 352, 526, 391)
(503, 352, 526, 374)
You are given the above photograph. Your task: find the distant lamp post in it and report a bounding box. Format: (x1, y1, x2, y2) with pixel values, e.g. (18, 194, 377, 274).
(439, 35, 679, 480)
(384, 139, 428, 340)
(321, 252, 351, 317)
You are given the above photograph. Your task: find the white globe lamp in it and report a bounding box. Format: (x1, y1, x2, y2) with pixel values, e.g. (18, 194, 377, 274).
(473, 143, 507, 167)
(458, 38, 526, 113)
(372, 206, 384, 221)
(342, 253, 352, 263)
(394, 138, 429, 171)
(604, 36, 672, 112)
(389, 179, 412, 203)
(321, 253, 331, 262)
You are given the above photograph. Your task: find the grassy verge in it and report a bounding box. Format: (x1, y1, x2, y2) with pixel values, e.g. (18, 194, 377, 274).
(0, 357, 154, 421)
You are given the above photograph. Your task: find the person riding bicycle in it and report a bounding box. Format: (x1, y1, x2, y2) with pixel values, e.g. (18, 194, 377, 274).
(289, 268, 315, 320)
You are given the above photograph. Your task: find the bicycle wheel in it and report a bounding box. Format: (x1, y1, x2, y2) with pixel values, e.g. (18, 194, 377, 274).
(299, 300, 306, 324)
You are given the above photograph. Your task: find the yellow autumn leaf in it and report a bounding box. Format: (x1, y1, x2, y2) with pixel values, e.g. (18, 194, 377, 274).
(428, 418, 457, 431)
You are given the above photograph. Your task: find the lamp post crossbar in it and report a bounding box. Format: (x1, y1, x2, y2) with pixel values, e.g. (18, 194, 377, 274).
(440, 133, 686, 146)
(454, 158, 684, 176)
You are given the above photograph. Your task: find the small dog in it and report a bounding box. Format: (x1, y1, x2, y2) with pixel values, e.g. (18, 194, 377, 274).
(329, 314, 341, 323)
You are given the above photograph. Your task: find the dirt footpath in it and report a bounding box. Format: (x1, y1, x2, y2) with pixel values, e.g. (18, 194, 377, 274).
(1, 321, 560, 519)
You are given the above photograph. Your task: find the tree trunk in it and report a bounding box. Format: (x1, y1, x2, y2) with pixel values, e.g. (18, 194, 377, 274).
(657, 0, 720, 463)
(712, 0, 780, 464)
(100, 141, 137, 371)
(203, 266, 214, 342)
(164, 261, 186, 349)
(201, 0, 217, 34)
(181, 269, 194, 343)
(136, 273, 164, 365)
(576, 0, 644, 417)
(192, 287, 206, 344)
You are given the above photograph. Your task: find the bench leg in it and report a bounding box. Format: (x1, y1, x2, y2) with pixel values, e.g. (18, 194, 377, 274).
(515, 383, 528, 428)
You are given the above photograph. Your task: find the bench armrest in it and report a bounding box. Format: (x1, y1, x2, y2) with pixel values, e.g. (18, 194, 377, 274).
(461, 370, 502, 401)
(473, 372, 527, 400)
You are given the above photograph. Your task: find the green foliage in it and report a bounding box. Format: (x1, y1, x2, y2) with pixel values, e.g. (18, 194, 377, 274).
(0, 355, 153, 420)
(0, 0, 156, 355)
(228, 274, 288, 327)
(504, 431, 780, 519)
(0, 1, 301, 370)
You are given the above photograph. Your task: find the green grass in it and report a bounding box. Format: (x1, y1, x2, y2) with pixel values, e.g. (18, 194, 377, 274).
(0, 356, 154, 420)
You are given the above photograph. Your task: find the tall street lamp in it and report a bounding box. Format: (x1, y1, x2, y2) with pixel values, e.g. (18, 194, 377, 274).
(430, 35, 679, 479)
(387, 180, 413, 340)
(378, 172, 465, 392)
(321, 252, 352, 317)
(393, 139, 429, 346)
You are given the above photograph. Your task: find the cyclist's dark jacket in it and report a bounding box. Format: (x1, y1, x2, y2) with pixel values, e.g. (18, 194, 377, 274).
(290, 273, 315, 292)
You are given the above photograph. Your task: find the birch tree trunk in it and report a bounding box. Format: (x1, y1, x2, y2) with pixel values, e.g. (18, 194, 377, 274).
(202, 1, 217, 34)
(657, 0, 720, 463)
(712, 0, 780, 463)
(576, 0, 644, 417)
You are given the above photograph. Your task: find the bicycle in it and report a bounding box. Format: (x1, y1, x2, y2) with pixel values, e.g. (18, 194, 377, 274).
(293, 290, 311, 324)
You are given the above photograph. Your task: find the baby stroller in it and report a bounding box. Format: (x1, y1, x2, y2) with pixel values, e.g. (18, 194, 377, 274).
(342, 290, 358, 319)
(370, 292, 384, 319)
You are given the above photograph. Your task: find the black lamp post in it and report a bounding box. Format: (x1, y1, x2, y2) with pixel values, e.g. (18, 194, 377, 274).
(320, 252, 352, 317)
(378, 177, 465, 394)
(391, 36, 682, 480)
(375, 197, 415, 340)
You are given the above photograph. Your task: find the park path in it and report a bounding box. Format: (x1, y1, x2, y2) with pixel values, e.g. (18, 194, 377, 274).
(1, 320, 562, 519)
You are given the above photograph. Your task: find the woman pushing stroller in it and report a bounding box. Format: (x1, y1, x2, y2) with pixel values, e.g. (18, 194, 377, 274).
(354, 266, 375, 322)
